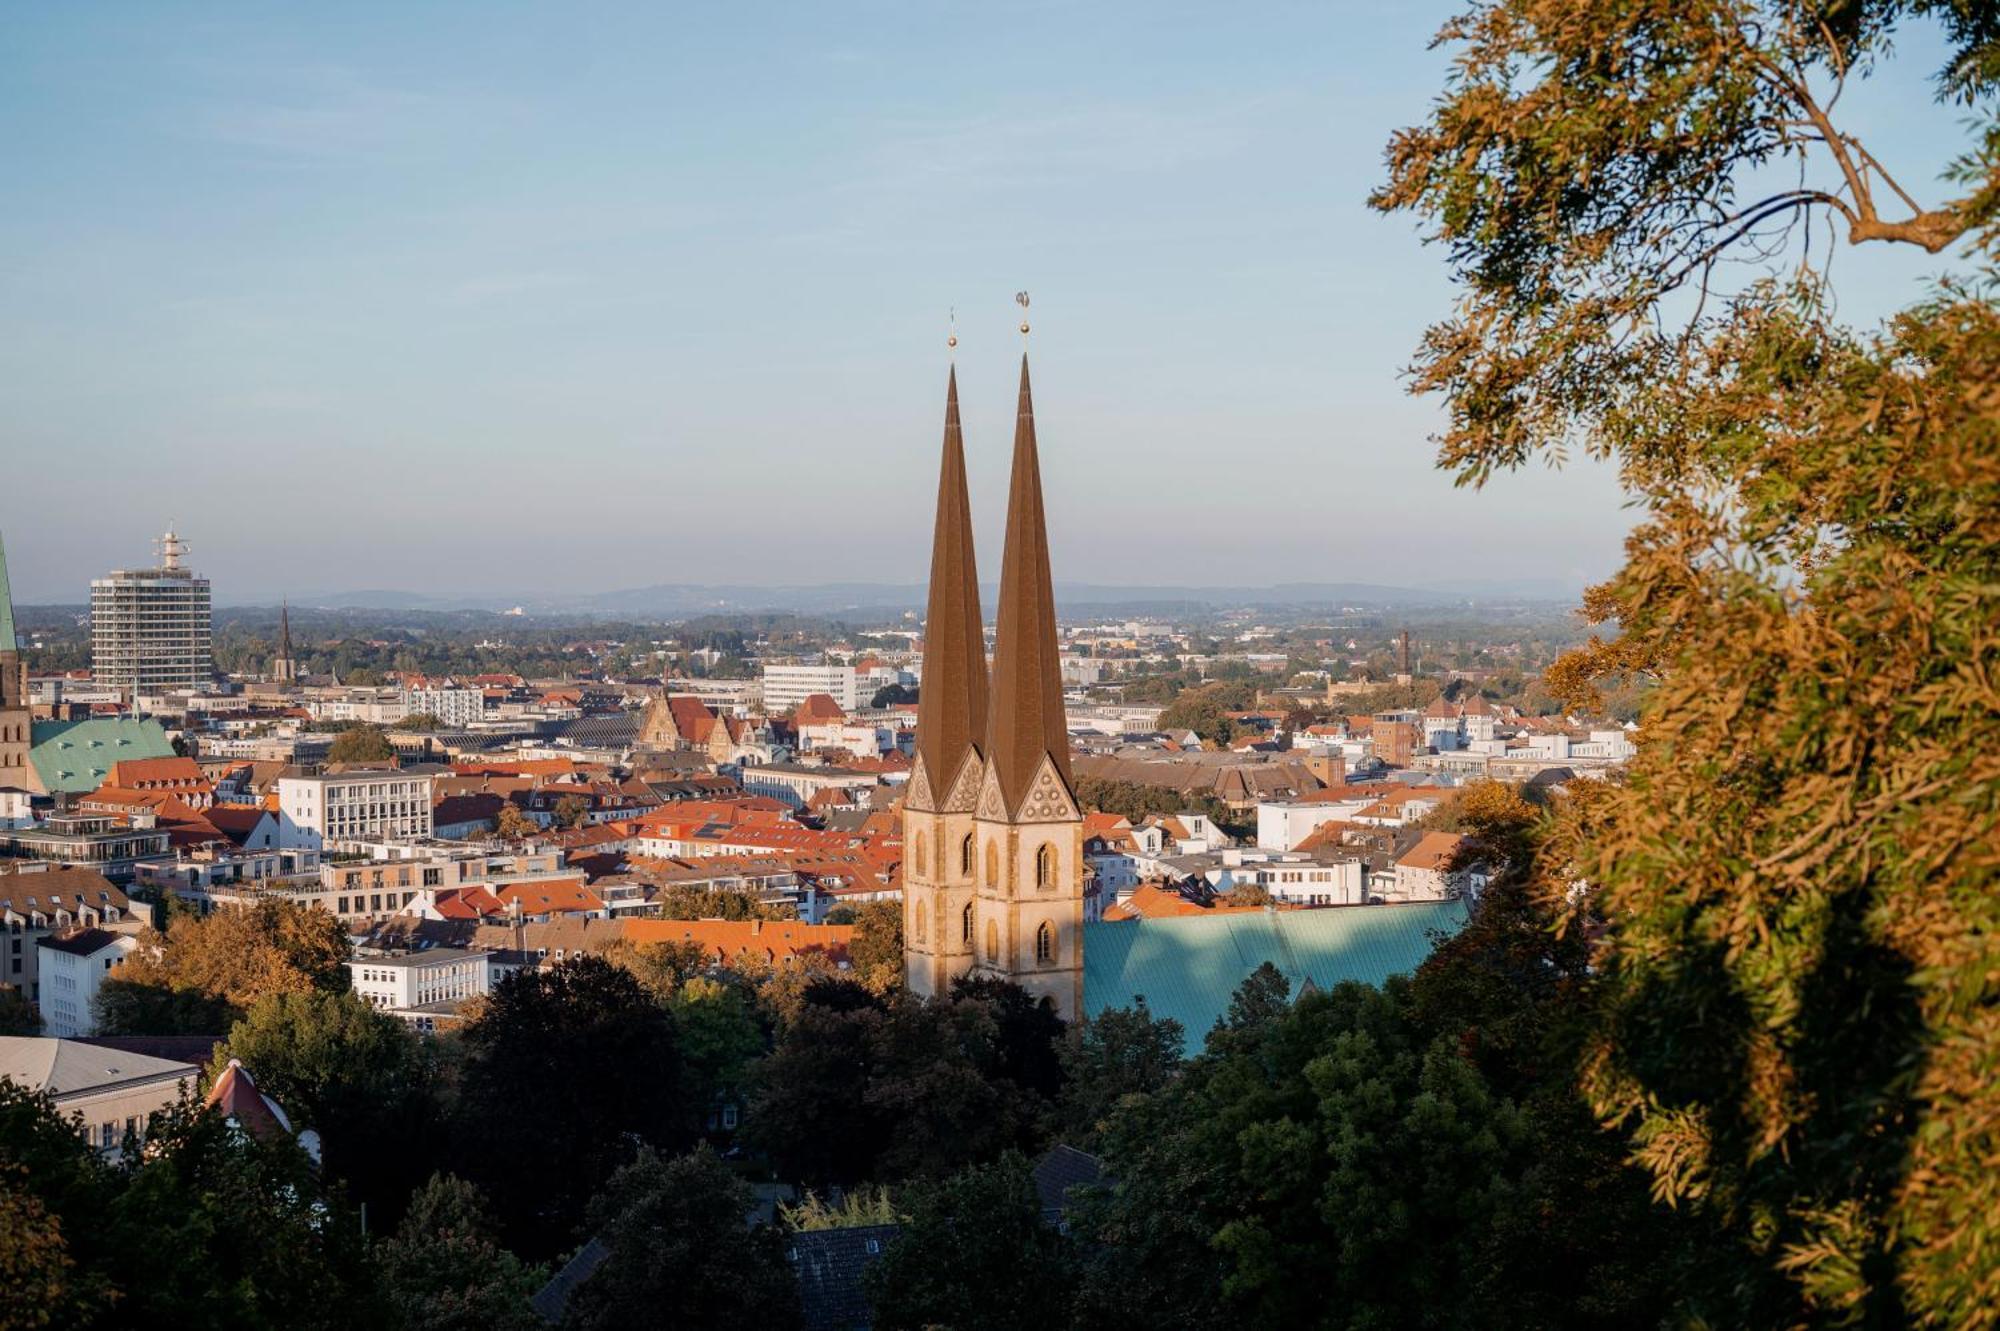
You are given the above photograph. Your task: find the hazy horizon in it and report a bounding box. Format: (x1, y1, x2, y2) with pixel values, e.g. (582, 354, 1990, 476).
(1, 3, 1967, 603)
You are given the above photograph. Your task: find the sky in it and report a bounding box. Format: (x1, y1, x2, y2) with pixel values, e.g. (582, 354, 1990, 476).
(0, 2, 1973, 605)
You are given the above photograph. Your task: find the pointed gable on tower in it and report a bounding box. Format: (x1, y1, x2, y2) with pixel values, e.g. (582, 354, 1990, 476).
(913, 365, 990, 802)
(983, 354, 1071, 816)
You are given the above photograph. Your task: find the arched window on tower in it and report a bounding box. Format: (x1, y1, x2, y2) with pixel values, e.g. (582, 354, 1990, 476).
(960, 833, 975, 877)
(914, 900, 927, 943)
(985, 918, 999, 962)
(1035, 844, 1054, 890)
(985, 841, 999, 888)
(1036, 921, 1055, 964)
(962, 902, 974, 945)
(914, 832, 927, 878)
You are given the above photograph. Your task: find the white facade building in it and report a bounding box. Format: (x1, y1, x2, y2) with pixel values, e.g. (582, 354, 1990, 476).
(35, 929, 137, 1038)
(276, 768, 436, 850)
(347, 948, 497, 1030)
(737, 763, 879, 810)
(1256, 795, 1376, 852)
(761, 664, 860, 712)
(402, 687, 485, 727)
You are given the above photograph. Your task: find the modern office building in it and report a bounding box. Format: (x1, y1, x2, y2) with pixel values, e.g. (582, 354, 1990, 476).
(760, 664, 860, 712)
(90, 529, 213, 697)
(275, 767, 438, 851)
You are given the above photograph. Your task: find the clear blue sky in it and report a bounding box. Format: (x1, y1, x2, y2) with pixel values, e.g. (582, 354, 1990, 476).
(0, 2, 1968, 604)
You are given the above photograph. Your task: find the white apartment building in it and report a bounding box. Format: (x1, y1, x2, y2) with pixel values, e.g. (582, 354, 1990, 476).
(347, 949, 496, 1031)
(1208, 850, 1366, 907)
(276, 768, 436, 850)
(1067, 704, 1166, 736)
(310, 687, 408, 725)
(1256, 794, 1376, 852)
(35, 928, 137, 1038)
(89, 529, 213, 698)
(761, 664, 860, 712)
(402, 686, 485, 728)
(738, 762, 878, 810)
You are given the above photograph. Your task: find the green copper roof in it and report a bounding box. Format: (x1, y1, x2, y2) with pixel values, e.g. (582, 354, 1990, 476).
(0, 530, 15, 653)
(29, 718, 176, 795)
(1083, 899, 1468, 1048)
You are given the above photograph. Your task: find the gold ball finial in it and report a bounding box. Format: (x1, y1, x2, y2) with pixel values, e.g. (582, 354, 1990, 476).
(1015, 290, 1031, 338)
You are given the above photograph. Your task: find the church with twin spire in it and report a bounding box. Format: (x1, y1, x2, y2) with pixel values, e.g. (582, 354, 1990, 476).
(902, 348, 1086, 1021)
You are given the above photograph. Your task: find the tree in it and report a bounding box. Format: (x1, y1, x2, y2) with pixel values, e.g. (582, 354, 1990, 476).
(1076, 963, 1693, 1331)
(211, 991, 440, 1226)
(847, 898, 904, 993)
(1377, 4, 2000, 1322)
(669, 975, 767, 1111)
(602, 936, 711, 1000)
(378, 1174, 545, 1331)
(451, 956, 688, 1257)
(1156, 691, 1233, 746)
(99, 899, 350, 1034)
(326, 724, 395, 764)
(871, 683, 917, 707)
(864, 1154, 1080, 1331)
(0, 1166, 78, 1331)
(392, 712, 444, 732)
(551, 794, 589, 829)
(561, 1147, 799, 1331)
(1056, 999, 1185, 1149)
(0, 1079, 388, 1329)
(492, 803, 538, 841)
(0, 986, 42, 1036)
(1221, 880, 1271, 908)
(1371, 0, 1996, 487)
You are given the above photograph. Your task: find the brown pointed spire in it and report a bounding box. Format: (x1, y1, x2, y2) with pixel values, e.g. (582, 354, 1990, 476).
(914, 365, 989, 793)
(985, 354, 1070, 814)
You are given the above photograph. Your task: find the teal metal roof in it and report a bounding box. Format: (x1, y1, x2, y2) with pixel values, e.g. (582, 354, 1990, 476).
(1083, 900, 1468, 1048)
(29, 718, 176, 795)
(0, 529, 15, 653)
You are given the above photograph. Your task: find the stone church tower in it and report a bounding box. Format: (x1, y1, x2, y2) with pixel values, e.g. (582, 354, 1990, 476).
(903, 352, 1084, 1020)
(903, 366, 990, 1002)
(0, 532, 30, 784)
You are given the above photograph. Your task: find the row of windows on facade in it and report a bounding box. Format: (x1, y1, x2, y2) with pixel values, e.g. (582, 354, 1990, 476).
(338, 891, 416, 916)
(912, 832, 1065, 892)
(910, 898, 1064, 966)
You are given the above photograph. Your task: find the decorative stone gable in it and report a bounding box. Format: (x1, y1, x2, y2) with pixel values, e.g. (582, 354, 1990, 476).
(942, 747, 985, 814)
(905, 755, 937, 813)
(976, 765, 1007, 821)
(1017, 753, 1079, 824)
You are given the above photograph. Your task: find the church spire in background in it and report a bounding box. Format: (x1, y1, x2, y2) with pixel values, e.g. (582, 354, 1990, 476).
(0, 529, 15, 655)
(914, 362, 989, 791)
(983, 347, 1071, 813)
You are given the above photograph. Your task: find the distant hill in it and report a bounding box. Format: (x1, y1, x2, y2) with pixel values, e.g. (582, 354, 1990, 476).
(257, 579, 1579, 617)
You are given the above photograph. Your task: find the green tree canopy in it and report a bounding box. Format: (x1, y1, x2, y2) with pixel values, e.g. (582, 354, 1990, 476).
(1376, 4, 2000, 1321)
(211, 990, 440, 1225)
(326, 724, 396, 764)
(864, 1154, 1080, 1331)
(450, 956, 689, 1257)
(379, 1174, 545, 1331)
(561, 1147, 799, 1331)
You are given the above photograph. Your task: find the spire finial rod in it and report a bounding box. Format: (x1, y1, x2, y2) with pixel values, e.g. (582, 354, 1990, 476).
(947, 306, 958, 360)
(1015, 290, 1031, 341)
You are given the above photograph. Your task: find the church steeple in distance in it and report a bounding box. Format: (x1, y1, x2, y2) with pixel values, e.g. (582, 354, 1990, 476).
(0, 528, 17, 655)
(983, 349, 1071, 814)
(913, 363, 988, 793)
